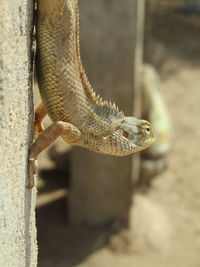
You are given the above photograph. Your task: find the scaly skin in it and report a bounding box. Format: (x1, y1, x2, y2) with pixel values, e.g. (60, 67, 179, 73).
(28, 0, 155, 188)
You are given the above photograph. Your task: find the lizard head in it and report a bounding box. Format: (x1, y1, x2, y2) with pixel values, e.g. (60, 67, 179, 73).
(103, 116, 156, 156)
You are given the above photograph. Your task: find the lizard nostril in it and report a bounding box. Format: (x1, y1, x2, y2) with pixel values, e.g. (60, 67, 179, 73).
(145, 125, 150, 134)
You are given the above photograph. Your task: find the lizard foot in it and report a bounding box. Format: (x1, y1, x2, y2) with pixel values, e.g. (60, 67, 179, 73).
(27, 158, 37, 189)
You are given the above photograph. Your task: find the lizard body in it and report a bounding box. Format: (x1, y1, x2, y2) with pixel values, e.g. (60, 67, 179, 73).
(28, 0, 155, 188)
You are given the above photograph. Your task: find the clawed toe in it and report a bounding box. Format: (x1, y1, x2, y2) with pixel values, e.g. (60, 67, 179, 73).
(27, 158, 37, 189)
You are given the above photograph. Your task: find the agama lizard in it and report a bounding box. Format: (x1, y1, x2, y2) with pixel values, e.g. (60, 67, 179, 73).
(28, 0, 156, 188)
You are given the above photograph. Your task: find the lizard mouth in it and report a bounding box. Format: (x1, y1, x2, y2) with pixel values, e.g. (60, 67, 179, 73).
(137, 131, 156, 143)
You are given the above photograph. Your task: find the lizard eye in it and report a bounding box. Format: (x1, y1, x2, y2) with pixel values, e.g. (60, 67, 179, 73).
(122, 131, 129, 138)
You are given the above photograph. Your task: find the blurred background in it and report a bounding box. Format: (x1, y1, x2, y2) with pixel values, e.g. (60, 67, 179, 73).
(35, 0, 200, 266)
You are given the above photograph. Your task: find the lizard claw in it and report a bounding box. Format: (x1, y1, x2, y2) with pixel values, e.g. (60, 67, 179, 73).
(27, 158, 37, 189)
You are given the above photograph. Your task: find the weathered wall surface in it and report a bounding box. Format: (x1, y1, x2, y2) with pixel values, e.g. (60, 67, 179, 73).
(70, 0, 144, 225)
(0, 1, 37, 266)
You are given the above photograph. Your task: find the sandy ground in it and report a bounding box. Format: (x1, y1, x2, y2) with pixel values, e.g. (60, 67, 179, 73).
(36, 6, 200, 267)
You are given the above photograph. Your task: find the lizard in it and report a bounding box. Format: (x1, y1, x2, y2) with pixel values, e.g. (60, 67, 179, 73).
(28, 0, 156, 188)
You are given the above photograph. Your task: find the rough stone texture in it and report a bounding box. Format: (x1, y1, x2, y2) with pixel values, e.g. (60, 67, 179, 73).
(69, 0, 144, 225)
(0, 1, 37, 266)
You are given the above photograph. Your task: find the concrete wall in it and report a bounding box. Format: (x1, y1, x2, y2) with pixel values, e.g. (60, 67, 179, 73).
(69, 0, 145, 226)
(0, 1, 37, 266)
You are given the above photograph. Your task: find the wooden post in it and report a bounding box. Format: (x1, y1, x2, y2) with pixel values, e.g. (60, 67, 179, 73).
(0, 1, 37, 266)
(69, 0, 145, 227)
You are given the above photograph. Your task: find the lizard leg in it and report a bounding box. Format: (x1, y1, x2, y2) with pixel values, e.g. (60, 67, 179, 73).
(28, 121, 82, 189)
(35, 102, 47, 134)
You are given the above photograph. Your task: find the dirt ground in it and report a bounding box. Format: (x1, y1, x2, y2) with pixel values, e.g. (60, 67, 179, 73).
(36, 4, 200, 267)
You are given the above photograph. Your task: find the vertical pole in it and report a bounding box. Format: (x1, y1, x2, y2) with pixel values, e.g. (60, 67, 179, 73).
(69, 0, 145, 227)
(132, 0, 145, 186)
(0, 1, 37, 266)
